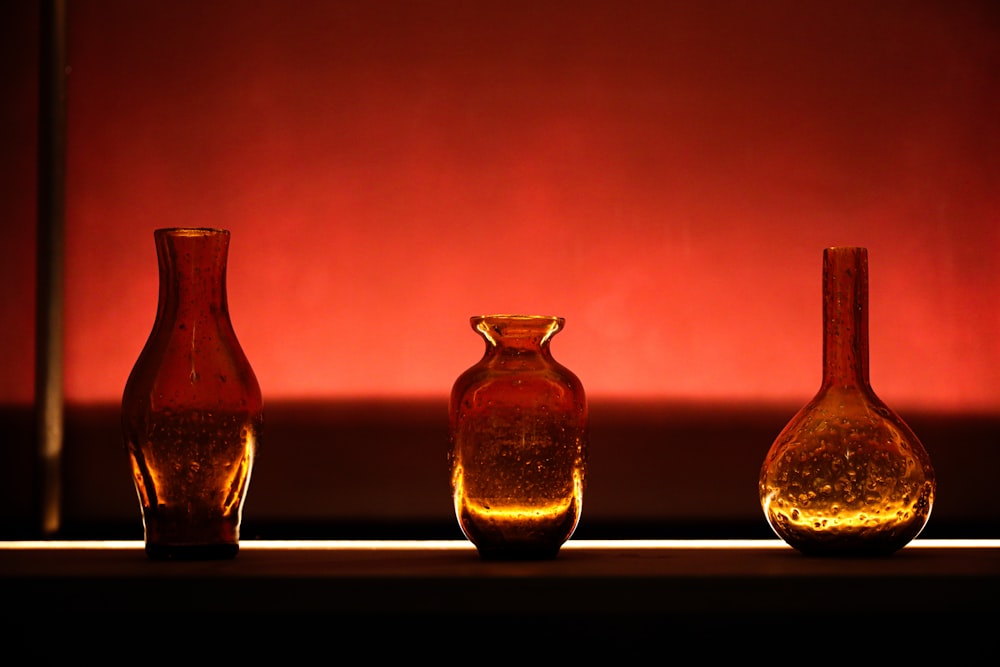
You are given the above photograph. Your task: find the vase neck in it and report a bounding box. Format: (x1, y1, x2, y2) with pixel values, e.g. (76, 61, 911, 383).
(154, 228, 231, 320)
(821, 246, 870, 390)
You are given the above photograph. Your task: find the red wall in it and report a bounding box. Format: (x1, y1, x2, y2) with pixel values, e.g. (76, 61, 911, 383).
(3, 0, 999, 413)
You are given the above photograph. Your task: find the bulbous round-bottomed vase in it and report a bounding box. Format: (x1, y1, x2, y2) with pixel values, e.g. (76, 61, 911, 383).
(122, 228, 262, 560)
(449, 315, 588, 560)
(759, 247, 935, 556)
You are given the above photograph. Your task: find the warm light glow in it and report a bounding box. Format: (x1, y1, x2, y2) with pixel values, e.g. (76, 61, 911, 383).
(452, 468, 583, 522)
(1, 539, 997, 550)
(459, 500, 576, 522)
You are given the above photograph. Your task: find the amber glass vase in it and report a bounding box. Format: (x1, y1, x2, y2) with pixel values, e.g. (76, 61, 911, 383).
(759, 247, 935, 556)
(121, 228, 262, 560)
(449, 315, 588, 560)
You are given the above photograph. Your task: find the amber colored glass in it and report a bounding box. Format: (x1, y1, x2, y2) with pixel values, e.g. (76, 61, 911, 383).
(121, 228, 263, 560)
(449, 315, 588, 560)
(759, 247, 935, 556)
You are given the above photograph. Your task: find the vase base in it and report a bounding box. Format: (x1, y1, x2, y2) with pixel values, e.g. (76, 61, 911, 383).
(145, 543, 239, 561)
(475, 546, 562, 561)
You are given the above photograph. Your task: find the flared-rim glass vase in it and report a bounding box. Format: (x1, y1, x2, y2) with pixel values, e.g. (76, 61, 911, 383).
(449, 314, 588, 560)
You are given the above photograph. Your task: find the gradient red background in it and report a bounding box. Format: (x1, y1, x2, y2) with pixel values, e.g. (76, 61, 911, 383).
(2, 0, 998, 414)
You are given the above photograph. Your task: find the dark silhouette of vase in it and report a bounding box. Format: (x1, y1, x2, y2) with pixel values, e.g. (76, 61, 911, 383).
(122, 228, 262, 560)
(759, 247, 935, 556)
(449, 315, 588, 560)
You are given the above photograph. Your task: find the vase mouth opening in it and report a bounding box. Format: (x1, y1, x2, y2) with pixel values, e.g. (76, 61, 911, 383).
(824, 246, 867, 257)
(155, 228, 230, 238)
(472, 314, 565, 326)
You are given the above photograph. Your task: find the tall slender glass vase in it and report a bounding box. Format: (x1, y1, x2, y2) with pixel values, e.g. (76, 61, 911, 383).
(121, 228, 263, 560)
(759, 247, 935, 556)
(449, 315, 588, 560)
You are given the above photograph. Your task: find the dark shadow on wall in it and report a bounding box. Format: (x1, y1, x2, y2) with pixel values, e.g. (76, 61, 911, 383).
(1, 398, 998, 540)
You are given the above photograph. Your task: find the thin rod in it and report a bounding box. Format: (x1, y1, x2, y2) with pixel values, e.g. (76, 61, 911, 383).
(35, 0, 68, 537)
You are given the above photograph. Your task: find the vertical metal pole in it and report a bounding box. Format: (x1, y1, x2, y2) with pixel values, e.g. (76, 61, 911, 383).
(36, 0, 67, 537)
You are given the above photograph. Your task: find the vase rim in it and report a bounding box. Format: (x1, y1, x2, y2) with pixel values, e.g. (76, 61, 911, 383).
(155, 227, 229, 237)
(472, 314, 565, 323)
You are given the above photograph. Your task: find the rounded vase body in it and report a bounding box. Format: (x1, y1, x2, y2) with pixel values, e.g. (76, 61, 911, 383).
(759, 247, 935, 556)
(449, 315, 588, 560)
(122, 228, 262, 560)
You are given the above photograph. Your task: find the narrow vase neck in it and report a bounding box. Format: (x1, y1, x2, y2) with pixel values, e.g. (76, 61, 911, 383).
(821, 246, 870, 390)
(155, 228, 230, 319)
